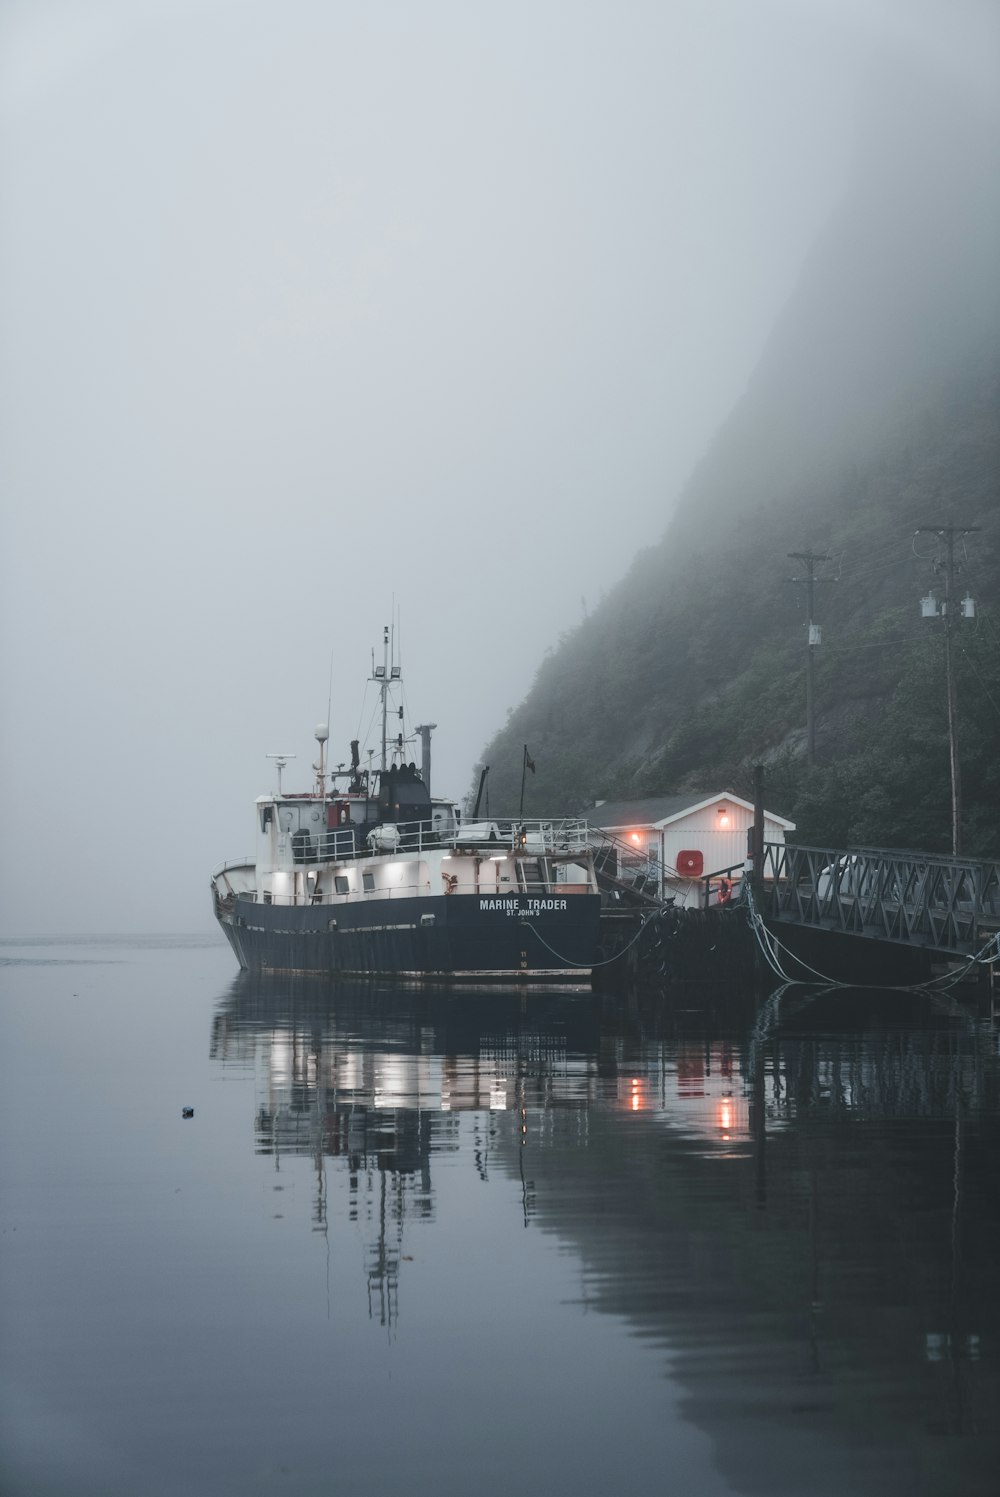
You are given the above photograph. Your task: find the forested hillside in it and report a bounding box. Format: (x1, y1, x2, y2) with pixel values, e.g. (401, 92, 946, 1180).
(477, 73, 1000, 856)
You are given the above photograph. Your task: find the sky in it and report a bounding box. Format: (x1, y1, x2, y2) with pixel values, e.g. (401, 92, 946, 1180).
(1, 0, 997, 935)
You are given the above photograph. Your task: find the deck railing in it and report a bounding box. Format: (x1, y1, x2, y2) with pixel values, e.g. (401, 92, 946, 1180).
(285, 816, 593, 864)
(212, 818, 596, 906)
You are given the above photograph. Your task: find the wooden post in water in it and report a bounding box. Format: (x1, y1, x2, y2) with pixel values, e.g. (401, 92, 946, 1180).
(750, 763, 765, 901)
(749, 1033, 767, 1208)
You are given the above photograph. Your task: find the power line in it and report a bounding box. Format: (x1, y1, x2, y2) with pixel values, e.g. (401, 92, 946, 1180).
(959, 647, 1000, 722)
(823, 634, 929, 653)
(837, 550, 913, 581)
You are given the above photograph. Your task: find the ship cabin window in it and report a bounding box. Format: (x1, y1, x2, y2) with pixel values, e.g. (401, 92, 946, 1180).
(362, 871, 375, 892)
(260, 805, 274, 832)
(334, 875, 350, 896)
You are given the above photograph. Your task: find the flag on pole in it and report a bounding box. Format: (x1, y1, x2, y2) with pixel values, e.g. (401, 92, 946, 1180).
(519, 745, 535, 818)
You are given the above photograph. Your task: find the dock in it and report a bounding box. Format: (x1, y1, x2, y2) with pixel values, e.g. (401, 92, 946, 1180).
(591, 837, 1000, 996)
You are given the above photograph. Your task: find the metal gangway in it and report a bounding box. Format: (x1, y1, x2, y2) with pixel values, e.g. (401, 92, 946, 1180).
(589, 827, 746, 910)
(759, 842, 1000, 958)
(590, 828, 665, 906)
(588, 827, 728, 908)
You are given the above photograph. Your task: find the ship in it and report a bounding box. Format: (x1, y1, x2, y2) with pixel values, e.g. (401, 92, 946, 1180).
(211, 630, 602, 980)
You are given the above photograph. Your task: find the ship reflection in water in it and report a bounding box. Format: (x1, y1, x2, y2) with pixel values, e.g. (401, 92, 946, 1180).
(210, 975, 1000, 1495)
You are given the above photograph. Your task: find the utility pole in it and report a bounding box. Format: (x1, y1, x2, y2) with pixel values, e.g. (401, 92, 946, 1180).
(788, 551, 832, 762)
(916, 524, 980, 857)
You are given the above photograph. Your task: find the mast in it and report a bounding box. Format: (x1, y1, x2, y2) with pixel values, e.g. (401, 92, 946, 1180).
(380, 623, 389, 772)
(368, 621, 406, 779)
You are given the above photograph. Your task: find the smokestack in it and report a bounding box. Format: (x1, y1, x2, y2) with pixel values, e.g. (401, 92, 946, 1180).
(415, 723, 436, 796)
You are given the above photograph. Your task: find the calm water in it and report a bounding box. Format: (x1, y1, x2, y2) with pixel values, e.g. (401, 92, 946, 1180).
(1, 935, 998, 1497)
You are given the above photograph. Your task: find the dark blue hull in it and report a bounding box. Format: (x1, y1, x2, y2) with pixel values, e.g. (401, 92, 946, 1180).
(218, 891, 602, 980)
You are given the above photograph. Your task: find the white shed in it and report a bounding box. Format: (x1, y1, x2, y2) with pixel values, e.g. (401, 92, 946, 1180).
(590, 791, 795, 907)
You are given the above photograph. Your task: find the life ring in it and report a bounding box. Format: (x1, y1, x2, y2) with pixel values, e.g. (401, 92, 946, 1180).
(442, 872, 458, 894)
(717, 877, 732, 905)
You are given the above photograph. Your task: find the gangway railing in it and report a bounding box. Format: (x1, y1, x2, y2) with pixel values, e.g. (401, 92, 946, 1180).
(760, 841, 1000, 956)
(589, 828, 679, 906)
(587, 828, 746, 909)
(697, 862, 746, 910)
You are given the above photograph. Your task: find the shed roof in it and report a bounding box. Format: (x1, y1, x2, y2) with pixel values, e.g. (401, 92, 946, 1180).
(590, 791, 795, 832)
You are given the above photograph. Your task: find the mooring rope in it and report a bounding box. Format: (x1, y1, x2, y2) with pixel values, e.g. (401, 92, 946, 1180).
(520, 910, 667, 970)
(744, 884, 1000, 995)
(520, 889, 999, 992)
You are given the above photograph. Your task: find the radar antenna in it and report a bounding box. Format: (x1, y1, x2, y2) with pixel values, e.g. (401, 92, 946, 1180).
(266, 753, 295, 795)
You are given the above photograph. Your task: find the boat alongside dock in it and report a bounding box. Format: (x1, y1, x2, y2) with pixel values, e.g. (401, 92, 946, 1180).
(212, 635, 602, 981)
(213, 812, 602, 980)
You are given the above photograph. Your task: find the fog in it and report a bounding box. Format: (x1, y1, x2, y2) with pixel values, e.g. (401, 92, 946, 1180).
(1, 0, 995, 935)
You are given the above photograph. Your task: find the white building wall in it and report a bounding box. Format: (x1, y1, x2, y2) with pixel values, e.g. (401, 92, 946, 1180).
(597, 797, 791, 909)
(662, 802, 755, 875)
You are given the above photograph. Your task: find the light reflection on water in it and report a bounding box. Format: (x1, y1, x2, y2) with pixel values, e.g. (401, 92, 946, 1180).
(2, 938, 999, 1497)
(214, 974, 1000, 1490)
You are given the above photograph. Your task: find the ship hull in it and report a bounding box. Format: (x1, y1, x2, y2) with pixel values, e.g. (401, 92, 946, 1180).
(217, 891, 603, 980)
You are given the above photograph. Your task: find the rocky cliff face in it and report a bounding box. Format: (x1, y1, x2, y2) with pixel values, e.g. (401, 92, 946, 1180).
(477, 68, 1000, 854)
